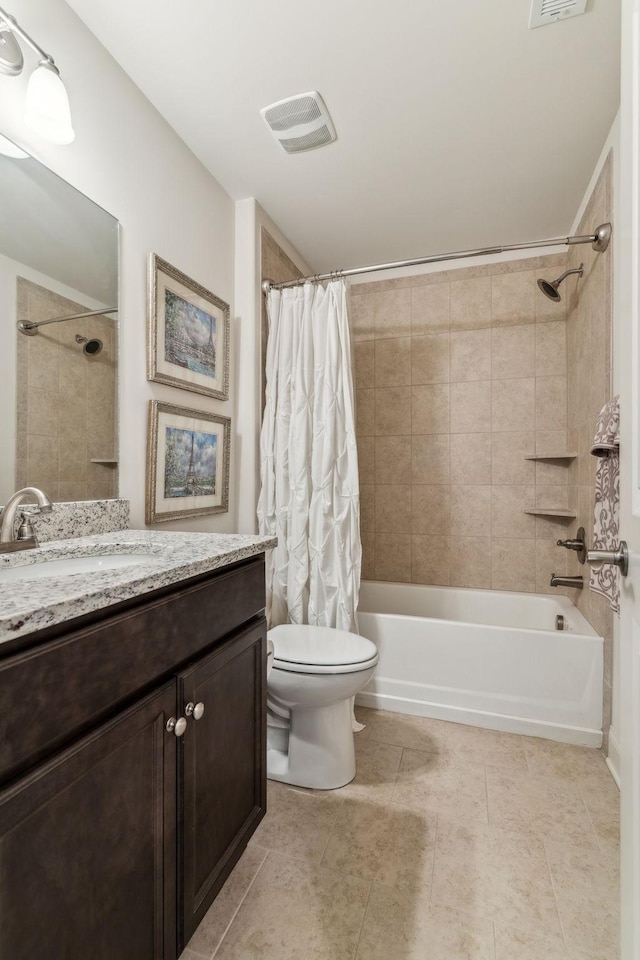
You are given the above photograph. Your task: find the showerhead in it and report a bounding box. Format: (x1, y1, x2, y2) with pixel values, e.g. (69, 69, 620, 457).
(536, 264, 584, 302)
(75, 334, 103, 356)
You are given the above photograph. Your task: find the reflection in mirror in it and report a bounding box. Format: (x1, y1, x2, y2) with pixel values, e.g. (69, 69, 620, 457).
(0, 137, 118, 504)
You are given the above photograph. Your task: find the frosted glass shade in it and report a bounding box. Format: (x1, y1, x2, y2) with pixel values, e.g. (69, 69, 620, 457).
(24, 61, 75, 145)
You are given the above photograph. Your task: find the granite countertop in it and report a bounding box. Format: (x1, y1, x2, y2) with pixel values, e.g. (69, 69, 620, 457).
(0, 530, 276, 644)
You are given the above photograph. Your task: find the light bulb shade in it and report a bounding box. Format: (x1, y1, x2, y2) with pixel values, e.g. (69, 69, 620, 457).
(24, 61, 75, 145)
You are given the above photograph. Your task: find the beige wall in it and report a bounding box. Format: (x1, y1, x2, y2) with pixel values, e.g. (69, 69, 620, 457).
(16, 278, 117, 501)
(351, 253, 581, 593)
(565, 153, 615, 744)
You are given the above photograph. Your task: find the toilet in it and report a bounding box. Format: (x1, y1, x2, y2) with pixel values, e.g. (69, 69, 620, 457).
(266, 624, 378, 790)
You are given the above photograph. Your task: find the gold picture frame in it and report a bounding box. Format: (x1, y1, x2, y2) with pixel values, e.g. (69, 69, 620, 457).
(146, 400, 230, 524)
(147, 253, 230, 400)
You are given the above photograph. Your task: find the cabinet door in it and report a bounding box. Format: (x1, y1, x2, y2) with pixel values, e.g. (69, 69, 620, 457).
(179, 619, 266, 948)
(0, 682, 177, 960)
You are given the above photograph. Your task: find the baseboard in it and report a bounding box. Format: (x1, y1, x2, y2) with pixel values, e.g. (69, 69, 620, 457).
(606, 725, 621, 788)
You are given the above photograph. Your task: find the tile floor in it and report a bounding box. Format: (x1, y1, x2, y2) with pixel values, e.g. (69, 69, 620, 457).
(180, 708, 620, 960)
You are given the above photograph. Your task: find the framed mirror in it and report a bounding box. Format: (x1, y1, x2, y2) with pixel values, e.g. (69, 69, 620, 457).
(0, 137, 119, 505)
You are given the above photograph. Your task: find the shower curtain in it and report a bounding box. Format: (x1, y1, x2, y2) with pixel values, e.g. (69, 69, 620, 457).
(257, 280, 361, 633)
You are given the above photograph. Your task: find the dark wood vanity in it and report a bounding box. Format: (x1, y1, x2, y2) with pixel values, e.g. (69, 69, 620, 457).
(0, 554, 267, 960)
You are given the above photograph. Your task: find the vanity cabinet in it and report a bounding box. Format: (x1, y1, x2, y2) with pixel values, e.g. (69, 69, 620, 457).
(0, 555, 267, 960)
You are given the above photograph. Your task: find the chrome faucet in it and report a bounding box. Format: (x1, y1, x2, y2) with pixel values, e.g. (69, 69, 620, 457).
(550, 574, 583, 589)
(0, 487, 52, 552)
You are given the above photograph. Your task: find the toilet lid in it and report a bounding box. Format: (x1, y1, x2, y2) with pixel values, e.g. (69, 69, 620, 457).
(268, 624, 377, 668)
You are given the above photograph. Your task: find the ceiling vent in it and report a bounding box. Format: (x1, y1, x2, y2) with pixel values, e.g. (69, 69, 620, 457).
(260, 92, 337, 154)
(529, 0, 588, 28)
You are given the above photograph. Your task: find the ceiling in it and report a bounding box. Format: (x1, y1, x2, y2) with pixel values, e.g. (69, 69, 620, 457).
(65, 0, 620, 273)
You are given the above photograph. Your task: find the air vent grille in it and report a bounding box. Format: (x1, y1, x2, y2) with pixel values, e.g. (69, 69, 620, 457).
(260, 91, 337, 154)
(529, 0, 587, 28)
(264, 97, 321, 131)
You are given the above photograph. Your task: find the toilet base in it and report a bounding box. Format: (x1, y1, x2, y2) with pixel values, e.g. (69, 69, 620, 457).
(267, 698, 356, 790)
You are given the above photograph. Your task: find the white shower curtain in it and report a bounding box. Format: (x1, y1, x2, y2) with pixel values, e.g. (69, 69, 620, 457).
(257, 280, 361, 633)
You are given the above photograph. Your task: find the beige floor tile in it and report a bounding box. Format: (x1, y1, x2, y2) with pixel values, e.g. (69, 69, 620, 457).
(431, 851, 562, 938)
(214, 852, 370, 960)
(249, 781, 343, 863)
(443, 721, 528, 772)
(179, 948, 206, 960)
(393, 749, 489, 823)
(436, 814, 547, 864)
(358, 709, 445, 753)
(494, 924, 569, 960)
(355, 881, 495, 960)
(322, 796, 437, 889)
(486, 767, 599, 849)
(577, 770, 620, 857)
(556, 893, 620, 960)
(184, 844, 268, 959)
(545, 840, 619, 903)
(338, 736, 403, 801)
(523, 736, 614, 784)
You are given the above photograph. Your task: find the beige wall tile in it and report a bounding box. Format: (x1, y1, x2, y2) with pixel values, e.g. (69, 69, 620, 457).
(536, 539, 568, 594)
(451, 537, 492, 589)
(354, 341, 375, 386)
(412, 283, 451, 335)
(491, 271, 536, 326)
(450, 276, 492, 331)
(360, 484, 375, 532)
(358, 436, 375, 485)
(412, 485, 451, 535)
(491, 539, 537, 592)
(375, 338, 412, 386)
(450, 329, 491, 382)
(492, 379, 535, 432)
(375, 436, 412, 484)
(27, 388, 59, 437)
(491, 326, 535, 380)
(451, 485, 491, 537)
(374, 533, 412, 582)
(535, 430, 569, 456)
(412, 535, 451, 585)
(535, 376, 568, 430)
(491, 486, 536, 539)
(58, 481, 88, 501)
(375, 288, 412, 339)
(411, 333, 450, 384)
(361, 529, 375, 579)
(375, 387, 412, 435)
(375, 484, 411, 533)
(535, 322, 567, 377)
(27, 434, 58, 479)
(491, 432, 535, 485)
(450, 434, 492, 484)
(356, 389, 375, 436)
(412, 435, 450, 484)
(412, 383, 450, 434)
(451, 381, 492, 434)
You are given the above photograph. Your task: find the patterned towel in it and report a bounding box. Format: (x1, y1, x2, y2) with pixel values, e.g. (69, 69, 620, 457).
(589, 396, 620, 614)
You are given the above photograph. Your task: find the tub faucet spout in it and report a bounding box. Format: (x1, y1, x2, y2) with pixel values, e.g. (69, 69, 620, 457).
(550, 573, 583, 589)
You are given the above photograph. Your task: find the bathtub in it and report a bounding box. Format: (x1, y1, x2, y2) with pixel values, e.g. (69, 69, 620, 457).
(356, 581, 604, 747)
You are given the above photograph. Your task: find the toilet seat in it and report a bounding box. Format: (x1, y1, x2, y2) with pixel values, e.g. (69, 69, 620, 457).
(269, 624, 378, 675)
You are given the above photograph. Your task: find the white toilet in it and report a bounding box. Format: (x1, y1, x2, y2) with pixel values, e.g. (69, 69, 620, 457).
(266, 624, 378, 790)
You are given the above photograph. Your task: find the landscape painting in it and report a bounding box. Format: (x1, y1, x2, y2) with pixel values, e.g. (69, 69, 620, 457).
(146, 400, 230, 523)
(147, 254, 230, 400)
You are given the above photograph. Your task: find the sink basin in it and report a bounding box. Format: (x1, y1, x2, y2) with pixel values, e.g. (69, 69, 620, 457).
(0, 553, 154, 582)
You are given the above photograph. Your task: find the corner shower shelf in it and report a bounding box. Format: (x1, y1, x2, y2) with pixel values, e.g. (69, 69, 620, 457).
(90, 459, 118, 465)
(524, 452, 577, 461)
(524, 508, 576, 518)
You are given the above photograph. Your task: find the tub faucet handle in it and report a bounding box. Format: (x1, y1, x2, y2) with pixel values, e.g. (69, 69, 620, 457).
(556, 528, 586, 564)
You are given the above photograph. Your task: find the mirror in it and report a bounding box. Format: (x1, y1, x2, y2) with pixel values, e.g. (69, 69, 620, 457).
(0, 139, 119, 505)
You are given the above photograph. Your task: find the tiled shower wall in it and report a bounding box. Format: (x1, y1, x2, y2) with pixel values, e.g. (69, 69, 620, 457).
(351, 253, 578, 593)
(16, 278, 117, 501)
(565, 153, 615, 742)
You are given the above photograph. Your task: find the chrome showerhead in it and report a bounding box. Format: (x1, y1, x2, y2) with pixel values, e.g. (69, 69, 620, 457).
(75, 334, 103, 356)
(536, 264, 584, 302)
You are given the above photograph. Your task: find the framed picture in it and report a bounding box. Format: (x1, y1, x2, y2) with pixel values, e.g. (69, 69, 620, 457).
(147, 253, 230, 401)
(146, 400, 230, 524)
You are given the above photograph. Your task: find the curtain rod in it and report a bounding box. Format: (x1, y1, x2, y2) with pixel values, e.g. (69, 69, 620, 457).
(261, 223, 612, 293)
(17, 306, 118, 337)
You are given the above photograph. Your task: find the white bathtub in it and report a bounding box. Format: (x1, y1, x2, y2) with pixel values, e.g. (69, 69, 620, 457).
(356, 581, 604, 747)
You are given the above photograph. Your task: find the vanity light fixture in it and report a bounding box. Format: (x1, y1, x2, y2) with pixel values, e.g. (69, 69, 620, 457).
(0, 5, 75, 145)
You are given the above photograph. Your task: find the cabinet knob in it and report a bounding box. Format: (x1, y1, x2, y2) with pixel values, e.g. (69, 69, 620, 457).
(185, 701, 205, 721)
(166, 716, 188, 737)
